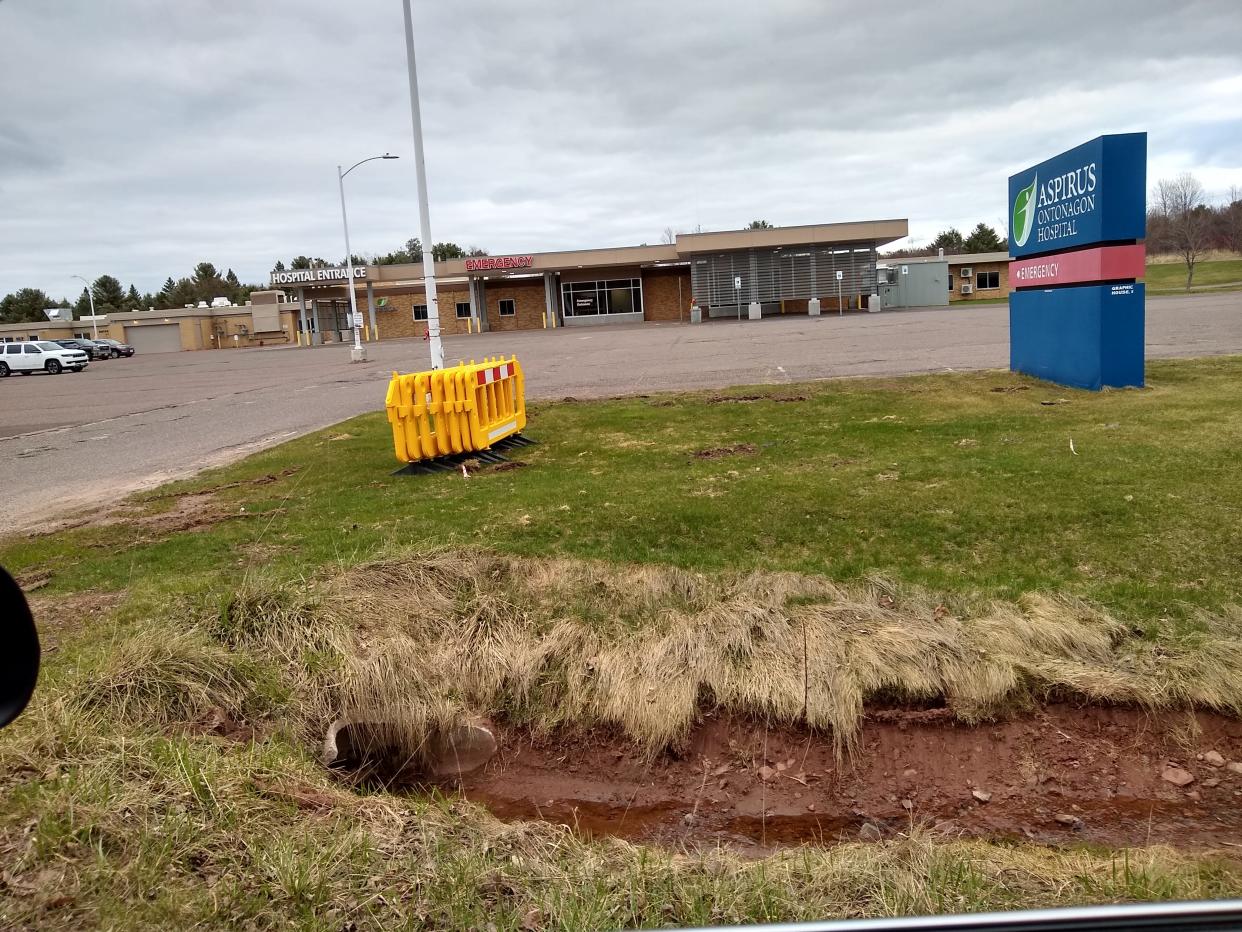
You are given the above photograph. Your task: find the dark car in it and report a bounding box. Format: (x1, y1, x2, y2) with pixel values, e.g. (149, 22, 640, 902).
(53, 338, 105, 360)
(93, 339, 135, 358)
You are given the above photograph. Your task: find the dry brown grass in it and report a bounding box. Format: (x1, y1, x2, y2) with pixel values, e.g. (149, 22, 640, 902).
(208, 550, 1242, 764)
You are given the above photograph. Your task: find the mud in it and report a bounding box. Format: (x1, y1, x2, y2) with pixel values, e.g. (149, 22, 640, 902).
(441, 706, 1242, 853)
(692, 443, 759, 459)
(708, 393, 809, 404)
(27, 590, 125, 651)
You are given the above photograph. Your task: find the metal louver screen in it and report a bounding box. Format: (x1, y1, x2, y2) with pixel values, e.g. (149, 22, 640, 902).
(690, 245, 878, 307)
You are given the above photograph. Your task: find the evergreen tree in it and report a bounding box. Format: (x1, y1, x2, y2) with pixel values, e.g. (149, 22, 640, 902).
(431, 242, 466, 261)
(963, 222, 1004, 253)
(91, 275, 127, 315)
(930, 228, 965, 253)
(157, 277, 177, 309)
(125, 284, 143, 311)
(73, 288, 93, 318)
(0, 288, 59, 324)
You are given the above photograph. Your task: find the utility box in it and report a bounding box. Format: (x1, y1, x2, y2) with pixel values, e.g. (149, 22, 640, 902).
(878, 261, 950, 309)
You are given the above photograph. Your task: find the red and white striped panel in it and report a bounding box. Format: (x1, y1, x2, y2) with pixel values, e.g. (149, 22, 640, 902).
(476, 362, 514, 385)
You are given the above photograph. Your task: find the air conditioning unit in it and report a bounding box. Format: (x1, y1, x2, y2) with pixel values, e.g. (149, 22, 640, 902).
(960, 284, 974, 295)
(960, 267, 973, 278)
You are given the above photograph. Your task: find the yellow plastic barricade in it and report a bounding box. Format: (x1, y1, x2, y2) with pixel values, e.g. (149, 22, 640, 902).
(385, 356, 527, 467)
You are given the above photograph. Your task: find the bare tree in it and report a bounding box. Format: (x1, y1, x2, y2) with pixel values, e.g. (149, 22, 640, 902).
(1153, 173, 1213, 289)
(661, 226, 676, 245)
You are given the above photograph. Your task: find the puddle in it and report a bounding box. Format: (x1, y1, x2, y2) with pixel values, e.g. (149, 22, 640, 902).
(431, 707, 1242, 853)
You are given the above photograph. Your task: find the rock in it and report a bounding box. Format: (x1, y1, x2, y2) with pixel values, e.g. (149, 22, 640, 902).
(1204, 778, 1220, 788)
(932, 820, 960, 836)
(806, 803, 816, 812)
(1054, 813, 1083, 828)
(901, 799, 914, 811)
(775, 761, 789, 772)
(682, 812, 697, 825)
(858, 822, 883, 841)
(902, 768, 919, 779)
(972, 789, 992, 803)
(1228, 762, 1242, 775)
(1187, 790, 1202, 802)
(1161, 764, 1195, 787)
(758, 765, 776, 781)
(1204, 750, 1226, 768)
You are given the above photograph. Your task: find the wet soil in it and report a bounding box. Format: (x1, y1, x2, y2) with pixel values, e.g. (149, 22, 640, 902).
(446, 706, 1242, 853)
(692, 443, 759, 459)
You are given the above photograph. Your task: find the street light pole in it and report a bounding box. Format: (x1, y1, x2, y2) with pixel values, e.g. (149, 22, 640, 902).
(70, 274, 98, 340)
(402, 0, 444, 370)
(337, 154, 399, 363)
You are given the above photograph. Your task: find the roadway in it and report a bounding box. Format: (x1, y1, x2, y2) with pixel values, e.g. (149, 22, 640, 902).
(1, 292, 1238, 531)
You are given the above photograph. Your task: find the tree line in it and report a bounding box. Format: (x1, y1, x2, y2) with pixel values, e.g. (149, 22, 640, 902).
(0, 262, 259, 326)
(271, 238, 487, 273)
(884, 222, 1007, 259)
(0, 238, 490, 326)
(1147, 175, 1241, 288)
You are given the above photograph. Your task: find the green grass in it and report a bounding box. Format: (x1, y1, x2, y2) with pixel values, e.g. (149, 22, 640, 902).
(5, 357, 1242, 928)
(7, 357, 1242, 634)
(1147, 258, 1242, 293)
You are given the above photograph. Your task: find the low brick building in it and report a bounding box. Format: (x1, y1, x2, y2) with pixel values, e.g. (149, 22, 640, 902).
(276, 219, 908, 345)
(2, 219, 910, 352)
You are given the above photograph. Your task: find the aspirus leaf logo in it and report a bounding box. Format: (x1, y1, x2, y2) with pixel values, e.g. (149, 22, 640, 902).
(1012, 174, 1037, 248)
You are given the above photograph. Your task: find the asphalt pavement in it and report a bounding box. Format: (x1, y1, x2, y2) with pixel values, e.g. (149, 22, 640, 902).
(1, 292, 1239, 532)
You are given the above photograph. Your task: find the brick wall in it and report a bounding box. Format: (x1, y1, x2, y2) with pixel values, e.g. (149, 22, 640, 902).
(949, 261, 1010, 302)
(481, 279, 548, 332)
(368, 287, 473, 340)
(642, 268, 691, 321)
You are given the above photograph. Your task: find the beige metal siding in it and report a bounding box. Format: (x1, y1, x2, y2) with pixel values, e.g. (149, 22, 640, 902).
(124, 323, 182, 354)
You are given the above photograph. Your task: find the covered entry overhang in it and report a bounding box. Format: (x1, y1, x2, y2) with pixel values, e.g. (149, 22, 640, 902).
(675, 219, 908, 316)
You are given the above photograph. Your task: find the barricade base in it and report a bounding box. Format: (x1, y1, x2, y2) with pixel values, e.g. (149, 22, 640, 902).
(391, 434, 538, 476)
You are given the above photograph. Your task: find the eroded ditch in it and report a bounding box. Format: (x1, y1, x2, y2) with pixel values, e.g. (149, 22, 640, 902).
(371, 705, 1242, 853)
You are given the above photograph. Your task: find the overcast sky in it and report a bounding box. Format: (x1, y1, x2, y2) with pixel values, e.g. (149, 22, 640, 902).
(2, 0, 1240, 299)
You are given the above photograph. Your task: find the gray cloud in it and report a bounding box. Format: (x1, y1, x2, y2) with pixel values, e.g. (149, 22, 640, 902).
(1, 0, 1239, 298)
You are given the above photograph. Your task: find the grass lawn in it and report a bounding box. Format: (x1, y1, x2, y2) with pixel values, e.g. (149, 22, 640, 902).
(1147, 258, 1242, 293)
(4, 357, 1242, 929)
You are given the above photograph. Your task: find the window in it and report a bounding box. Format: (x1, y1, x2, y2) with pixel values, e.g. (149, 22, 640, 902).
(560, 278, 643, 317)
(948, 273, 954, 292)
(456, 302, 471, 319)
(412, 304, 428, 321)
(976, 270, 1000, 290)
(24, 344, 41, 353)
(5, 345, 20, 354)
(498, 298, 515, 317)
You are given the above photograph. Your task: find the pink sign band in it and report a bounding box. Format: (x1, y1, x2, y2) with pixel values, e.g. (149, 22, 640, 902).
(1010, 244, 1146, 289)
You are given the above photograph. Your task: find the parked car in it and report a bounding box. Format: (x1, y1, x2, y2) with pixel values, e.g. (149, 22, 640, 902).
(53, 338, 106, 360)
(93, 338, 135, 358)
(0, 341, 89, 376)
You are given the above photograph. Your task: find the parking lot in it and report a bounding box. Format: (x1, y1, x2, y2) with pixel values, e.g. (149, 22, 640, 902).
(1, 292, 1239, 530)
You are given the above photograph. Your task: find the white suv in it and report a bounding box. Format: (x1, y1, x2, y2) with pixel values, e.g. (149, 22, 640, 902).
(0, 341, 90, 377)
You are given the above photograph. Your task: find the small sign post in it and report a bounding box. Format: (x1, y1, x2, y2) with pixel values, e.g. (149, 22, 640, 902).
(836, 269, 844, 316)
(734, 275, 742, 322)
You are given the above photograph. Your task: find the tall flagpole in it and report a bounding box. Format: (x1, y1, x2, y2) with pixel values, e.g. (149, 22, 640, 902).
(401, 0, 444, 370)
